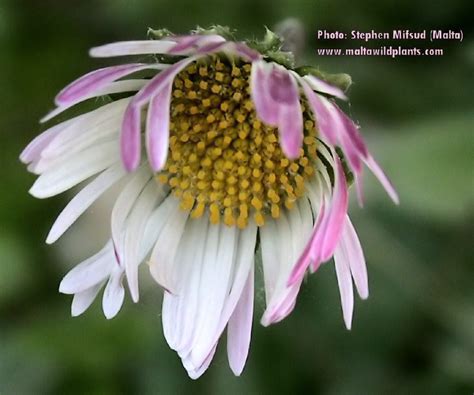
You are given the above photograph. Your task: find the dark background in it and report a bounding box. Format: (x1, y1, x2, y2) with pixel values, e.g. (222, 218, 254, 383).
(0, 0, 473, 394)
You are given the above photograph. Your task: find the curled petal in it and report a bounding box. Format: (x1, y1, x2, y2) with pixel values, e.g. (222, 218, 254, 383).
(121, 104, 142, 172)
(250, 61, 278, 126)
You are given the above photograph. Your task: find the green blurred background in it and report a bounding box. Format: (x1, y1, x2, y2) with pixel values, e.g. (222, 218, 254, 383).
(0, 0, 473, 394)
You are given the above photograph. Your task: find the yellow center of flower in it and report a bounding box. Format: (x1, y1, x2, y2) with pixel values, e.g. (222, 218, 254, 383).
(156, 58, 318, 228)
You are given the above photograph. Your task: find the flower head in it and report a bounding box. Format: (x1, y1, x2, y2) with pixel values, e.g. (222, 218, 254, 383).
(21, 26, 398, 378)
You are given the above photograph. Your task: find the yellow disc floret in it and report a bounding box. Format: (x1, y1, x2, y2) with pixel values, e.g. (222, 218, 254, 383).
(157, 58, 318, 229)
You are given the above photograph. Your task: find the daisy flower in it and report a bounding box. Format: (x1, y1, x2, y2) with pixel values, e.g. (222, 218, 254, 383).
(20, 26, 398, 379)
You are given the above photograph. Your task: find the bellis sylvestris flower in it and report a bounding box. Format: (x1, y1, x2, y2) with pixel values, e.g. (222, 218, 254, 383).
(21, 26, 398, 379)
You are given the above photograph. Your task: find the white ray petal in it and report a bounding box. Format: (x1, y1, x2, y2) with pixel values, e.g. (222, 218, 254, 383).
(342, 216, 368, 299)
(161, 216, 207, 349)
(41, 98, 130, 160)
(47, 162, 126, 244)
(71, 282, 104, 317)
(334, 246, 354, 330)
(227, 266, 254, 376)
(29, 140, 118, 198)
(111, 165, 152, 261)
(149, 197, 189, 292)
(260, 198, 312, 325)
(102, 267, 125, 319)
(90, 40, 176, 58)
(59, 242, 115, 294)
(123, 181, 166, 302)
(188, 224, 237, 367)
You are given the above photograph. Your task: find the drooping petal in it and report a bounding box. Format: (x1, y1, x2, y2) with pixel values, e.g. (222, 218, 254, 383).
(301, 81, 338, 145)
(288, 178, 328, 285)
(364, 155, 400, 204)
(149, 198, 189, 293)
(111, 165, 152, 261)
(47, 163, 126, 244)
(123, 181, 165, 302)
(161, 216, 209, 352)
(186, 224, 237, 367)
(55, 63, 160, 106)
(261, 198, 313, 326)
(71, 282, 104, 317)
(342, 216, 368, 299)
(334, 245, 354, 330)
(59, 242, 115, 294)
(146, 82, 173, 171)
(102, 267, 125, 319)
(227, 267, 254, 376)
(319, 155, 349, 262)
(185, 344, 217, 380)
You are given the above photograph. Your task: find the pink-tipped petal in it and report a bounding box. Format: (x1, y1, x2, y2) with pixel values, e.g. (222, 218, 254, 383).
(146, 83, 172, 171)
(56, 63, 149, 106)
(169, 34, 225, 54)
(364, 155, 399, 204)
(196, 41, 226, 54)
(133, 56, 199, 106)
(230, 42, 262, 62)
(250, 61, 279, 126)
(268, 65, 299, 105)
(304, 75, 348, 101)
(227, 268, 254, 376)
(301, 82, 338, 145)
(278, 100, 303, 159)
(42, 79, 148, 124)
(334, 105, 368, 158)
(20, 120, 71, 164)
(319, 156, 349, 261)
(120, 104, 142, 172)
